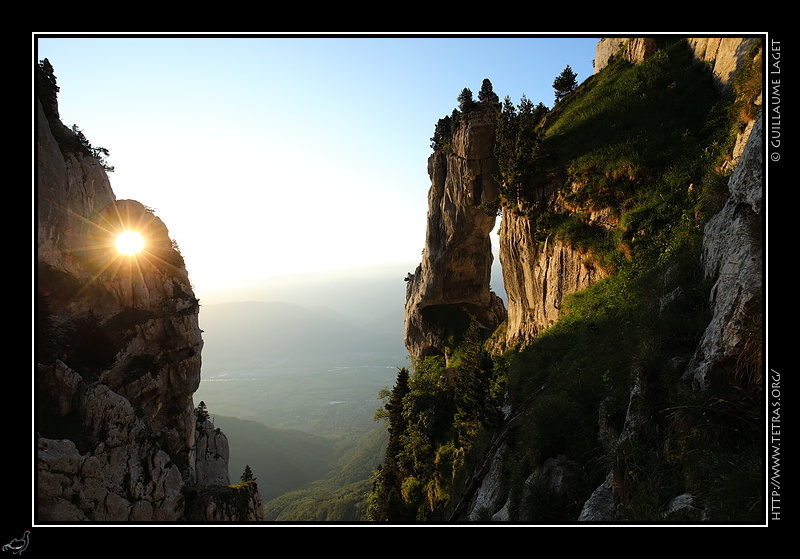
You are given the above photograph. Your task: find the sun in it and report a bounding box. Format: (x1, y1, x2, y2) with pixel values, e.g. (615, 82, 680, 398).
(115, 230, 146, 255)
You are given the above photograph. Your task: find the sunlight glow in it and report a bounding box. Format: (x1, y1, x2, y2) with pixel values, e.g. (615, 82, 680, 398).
(115, 230, 145, 255)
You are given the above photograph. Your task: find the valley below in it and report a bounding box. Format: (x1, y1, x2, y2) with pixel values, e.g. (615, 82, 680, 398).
(196, 364, 399, 436)
(191, 292, 409, 514)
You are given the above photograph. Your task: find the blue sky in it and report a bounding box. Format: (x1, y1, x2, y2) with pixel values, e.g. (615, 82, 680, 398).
(34, 34, 599, 304)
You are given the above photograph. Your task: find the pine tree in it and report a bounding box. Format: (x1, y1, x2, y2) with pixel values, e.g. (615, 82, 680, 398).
(457, 87, 475, 112)
(38, 58, 59, 93)
(196, 400, 209, 423)
(384, 367, 411, 464)
(241, 464, 256, 483)
(495, 94, 548, 202)
(367, 367, 412, 521)
(478, 78, 499, 104)
(553, 65, 578, 102)
(430, 114, 453, 151)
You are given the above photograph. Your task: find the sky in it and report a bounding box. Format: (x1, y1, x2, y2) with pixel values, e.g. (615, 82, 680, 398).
(34, 33, 599, 305)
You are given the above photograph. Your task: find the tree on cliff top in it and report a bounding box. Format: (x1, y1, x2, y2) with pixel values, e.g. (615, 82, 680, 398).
(38, 58, 59, 94)
(478, 78, 500, 104)
(196, 400, 209, 423)
(457, 87, 476, 112)
(241, 465, 256, 483)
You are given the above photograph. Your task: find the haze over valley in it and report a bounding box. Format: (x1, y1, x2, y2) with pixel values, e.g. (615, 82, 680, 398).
(191, 269, 411, 505)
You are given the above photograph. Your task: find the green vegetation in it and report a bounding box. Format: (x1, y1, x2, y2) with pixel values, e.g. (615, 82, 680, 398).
(262, 424, 389, 521)
(430, 78, 500, 153)
(37, 59, 115, 172)
(70, 124, 115, 172)
(368, 327, 506, 521)
(499, 247, 722, 521)
(36, 58, 60, 121)
(369, 38, 763, 523)
(241, 464, 256, 483)
(430, 110, 458, 152)
(552, 65, 578, 103)
(493, 38, 759, 276)
(478, 78, 500, 104)
(494, 94, 549, 208)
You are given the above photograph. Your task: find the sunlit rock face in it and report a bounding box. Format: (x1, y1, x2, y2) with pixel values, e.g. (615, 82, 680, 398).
(499, 212, 609, 347)
(496, 166, 615, 348)
(35, 62, 261, 521)
(686, 112, 763, 390)
(404, 107, 506, 360)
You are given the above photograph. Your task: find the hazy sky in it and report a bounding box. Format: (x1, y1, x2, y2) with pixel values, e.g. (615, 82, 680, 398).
(34, 33, 599, 304)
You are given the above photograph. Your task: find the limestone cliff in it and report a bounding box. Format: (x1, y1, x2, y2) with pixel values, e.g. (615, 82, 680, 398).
(463, 36, 764, 522)
(685, 111, 763, 390)
(386, 37, 764, 523)
(404, 105, 506, 360)
(497, 36, 761, 349)
(35, 61, 262, 522)
(498, 181, 613, 347)
(595, 37, 759, 87)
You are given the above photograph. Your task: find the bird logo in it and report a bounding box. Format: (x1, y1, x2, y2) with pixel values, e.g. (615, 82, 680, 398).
(2, 531, 29, 555)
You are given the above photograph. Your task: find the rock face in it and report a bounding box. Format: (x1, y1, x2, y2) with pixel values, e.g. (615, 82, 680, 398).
(686, 37, 761, 90)
(35, 61, 262, 522)
(498, 36, 761, 350)
(595, 37, 760, 91)
(193, 419, 231, 486)
(404, 106, 506, 359)
(594, 37, 659, 72)
(498, 191, 611, 347)
(447, 37, 763, 522)
(685, 111, 763, 390)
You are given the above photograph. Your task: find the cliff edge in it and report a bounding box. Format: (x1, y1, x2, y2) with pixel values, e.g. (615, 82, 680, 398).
(404, 104, 507, 361)
(35, 60, 262, 522)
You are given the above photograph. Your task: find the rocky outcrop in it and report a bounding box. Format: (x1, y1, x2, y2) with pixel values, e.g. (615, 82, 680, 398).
(685, 111, 763, 390)
(35, 61, 262, 522)
(192, 418, 231, 486)
(686, 38, 761, 91)
(499, 205, 610, 348)
(184, 481, 264, 522)
(404, 106, 506, 360)
(593, 38, 657, 71)
(595, 37, 759, 91)
(497, 36, 761, 351)
(594, 37, 658, 71)
(37, 361, 188, 521)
